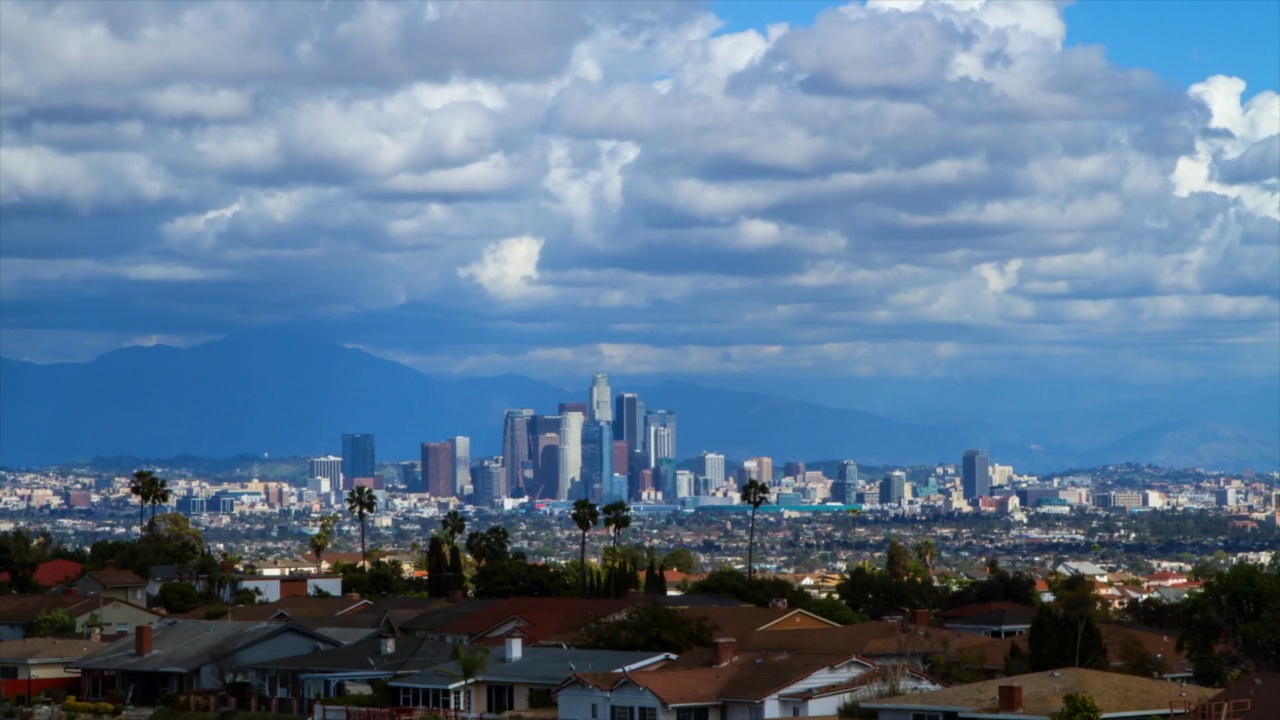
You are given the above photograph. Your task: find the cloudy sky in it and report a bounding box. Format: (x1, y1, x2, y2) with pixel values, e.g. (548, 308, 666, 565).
(2, 0, 1277, 386)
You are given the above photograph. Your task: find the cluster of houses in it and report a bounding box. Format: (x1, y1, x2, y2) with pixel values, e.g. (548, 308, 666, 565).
(0, 557, 1273, 720)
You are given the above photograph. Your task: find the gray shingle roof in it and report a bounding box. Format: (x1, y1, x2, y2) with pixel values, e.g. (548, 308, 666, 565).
(391, 647, 671, 688)
(76, 620, 336, 673)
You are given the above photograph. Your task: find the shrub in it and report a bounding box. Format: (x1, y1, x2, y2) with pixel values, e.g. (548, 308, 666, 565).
(93, 703, 116, 716)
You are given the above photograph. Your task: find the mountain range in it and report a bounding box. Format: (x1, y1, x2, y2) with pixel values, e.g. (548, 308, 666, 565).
(1, 331, 1276, 472)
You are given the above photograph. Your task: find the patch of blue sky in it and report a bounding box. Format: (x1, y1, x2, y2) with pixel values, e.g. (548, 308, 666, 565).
(710, 0, 1279, 99)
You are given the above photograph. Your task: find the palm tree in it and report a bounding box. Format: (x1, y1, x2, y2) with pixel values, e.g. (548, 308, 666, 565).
(129, 470, 155, 539)
(740, 479, 770, 579)
(602, 500, 631, 597)
(309, 531, 331, 574)
(440, 510, 466, 547)
(915, 538, 938, 580)
(309, 514, 338, 573)
(147, 476, 172, 532)
(345, 486, 378, 569)
(570, 499, 600, 597)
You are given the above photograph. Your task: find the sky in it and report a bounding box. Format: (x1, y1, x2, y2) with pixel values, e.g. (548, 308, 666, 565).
(0, 0, 1277, 386)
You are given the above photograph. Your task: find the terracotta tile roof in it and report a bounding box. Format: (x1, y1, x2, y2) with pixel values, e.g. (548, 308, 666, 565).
(0, 594, 100, 623)
(938, 601, 1030, 619)
(864, 668, 1219, 716)
(34, 560, 83, 587)
(86, 567, 147, 588)
(0, 636, 103, 662)
(442, 596, 641, 645)
(678, 606, 811, 642)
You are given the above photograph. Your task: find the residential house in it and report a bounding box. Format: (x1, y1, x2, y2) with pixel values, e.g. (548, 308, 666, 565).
(392, 638, 673, 714)
(438, 597, 642, 646)
(1054, 562, 1109, 583)
(862, 668, 1219, 720)
(401, 599, 502, 639)
(227, 574, 344, 604)
(1190, 671, 1280, 719)
(558, 639, 941, 720)
(251, 633, 458, 700)
(0, 637, 102, 700)
(71, 568, 148, 605)
(939, 603, 1035, 639)
(75, 620, 342, 704)
(0, 595, 160, 641)
(246, 558, 323, 577)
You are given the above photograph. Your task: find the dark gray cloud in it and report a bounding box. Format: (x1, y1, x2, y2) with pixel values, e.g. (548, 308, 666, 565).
(0, 0, 1276, 381)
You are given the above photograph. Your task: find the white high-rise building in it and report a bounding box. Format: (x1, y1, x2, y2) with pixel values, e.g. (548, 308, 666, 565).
(309, 455, 342, 489)
(696, 451, 726, 487)
(557, 411, 585, 500)
(590, 373, 612, 423)
(452, 436, 471, 496)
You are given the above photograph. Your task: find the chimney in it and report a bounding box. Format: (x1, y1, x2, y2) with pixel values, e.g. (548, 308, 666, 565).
(379, 636, 396, 656)
(346, 592, 362, 601)
(504, 637, 523, 663)
(910, 609, 931, 627)
(135, 625, 153, 656)
(998, 686, 1023, 713)
(712, 637, 737, 667)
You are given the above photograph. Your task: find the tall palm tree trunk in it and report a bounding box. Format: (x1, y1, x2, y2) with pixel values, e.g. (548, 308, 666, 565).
(579, 531, 588, 597)
(747, 508, 757, 579)
(359, 515, 367, 569)
(610, 533, 620, 598)
(139, 498, 147, 539)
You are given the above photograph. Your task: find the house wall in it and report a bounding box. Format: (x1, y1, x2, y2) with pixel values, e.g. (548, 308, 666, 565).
(757, 613, 836, 632)
(558, 683, 674, 720)
(0, 625, 23, 642)
(307, 577, 343, 598)
(78, 601, 157, 636)
(197, 630, 335, 690)
(237, 579, 282, 604)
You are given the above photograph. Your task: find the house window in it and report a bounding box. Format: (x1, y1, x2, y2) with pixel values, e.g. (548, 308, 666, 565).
(592, 705, 598, 719)
(677, 709, 709, 720)
(487, 685, 514, 714)
(638, 708, 657, 720)
(911, 714, 942, 720)
(0, 667, 17, 680)
(749, 707, 764, 720)
(792, 709, 800, 718)
(612, 706, 635, 720)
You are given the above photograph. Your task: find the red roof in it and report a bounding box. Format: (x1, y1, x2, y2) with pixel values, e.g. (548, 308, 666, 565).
(35, 560, 83, 588)
(938, 601, 1028, 619)
(440, 596, 640, 645)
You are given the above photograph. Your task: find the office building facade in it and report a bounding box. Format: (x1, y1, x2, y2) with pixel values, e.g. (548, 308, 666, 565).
(696, 452, 726, 487)
(502, 410, 534, 498)
(341, 434, 376, 486)
(962, 449, 991, 499)
(880, 471, 906, 505)
(558, 410, 585, 500)
(451, 436, 471, 497)
(580, 420, 613, 503)
(614, 393, 646, 455)
(422, 441, 454, 496)
(645, 410, 676, 468)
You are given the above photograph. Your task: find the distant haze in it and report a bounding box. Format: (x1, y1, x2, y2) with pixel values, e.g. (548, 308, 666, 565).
(1, 333, 1275, 473)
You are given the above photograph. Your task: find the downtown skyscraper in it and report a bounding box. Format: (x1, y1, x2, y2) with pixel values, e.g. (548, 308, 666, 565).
(341, 433, 376, 488)
(645, 409, 676, 468)
(963, 449, 991, 499)
(589, 373, 612, 423)
(502, 409, 534, 498)
(421, 441, 453, 496)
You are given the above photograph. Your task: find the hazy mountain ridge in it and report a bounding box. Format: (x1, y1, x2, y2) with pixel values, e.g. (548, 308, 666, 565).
(1, 334, 1276, 472)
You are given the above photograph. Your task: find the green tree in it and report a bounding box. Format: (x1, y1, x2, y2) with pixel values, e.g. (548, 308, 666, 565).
(27, 608, 77, 637)
(156, 581, 201, 614)
(571, 499, 600, 597)
(661, 548, 698, 574)
(147, 513, 204, 568)
(740, 479, 770, 579)
(345, 486, 378, 569)
(578, 599, 717, 653)
(1049, 693, 1101, 720)
(465, 525, 510, 567)
(1178, 561, 1280, 685)
(603, 500, 632, 596)
(886, 539, 912, 581)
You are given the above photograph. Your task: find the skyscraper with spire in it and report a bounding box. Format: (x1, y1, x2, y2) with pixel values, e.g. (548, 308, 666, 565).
(589, 373, 612, 423)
